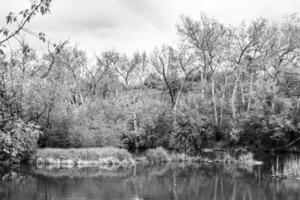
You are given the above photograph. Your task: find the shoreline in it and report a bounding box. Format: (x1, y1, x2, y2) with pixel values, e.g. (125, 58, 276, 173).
(34, 147, 263, 169)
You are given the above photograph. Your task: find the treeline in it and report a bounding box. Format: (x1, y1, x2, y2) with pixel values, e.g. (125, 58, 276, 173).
(1, 9, 300, 159)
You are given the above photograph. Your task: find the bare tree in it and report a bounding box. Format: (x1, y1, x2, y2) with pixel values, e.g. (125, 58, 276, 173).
(177, 14, 228, 125)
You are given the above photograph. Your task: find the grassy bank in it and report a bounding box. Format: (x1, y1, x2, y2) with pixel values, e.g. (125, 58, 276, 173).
(35, 146, 263, 170)
(36, 147, 135, 167)
(142, 147, 263, 166)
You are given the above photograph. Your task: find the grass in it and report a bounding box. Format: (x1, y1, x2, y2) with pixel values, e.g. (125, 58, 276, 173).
(36, 147, 135, 167)
(272, 156, 300, 179)
(145, 147, 207, 163)
(283, 157, 300, 178)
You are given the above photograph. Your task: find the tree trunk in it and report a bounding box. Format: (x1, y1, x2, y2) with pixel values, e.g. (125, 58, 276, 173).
(173, 79, 185, 129)
(211, 72, 218, 125)
(231, 71, 240, 119)
(133, 110, 139, 150)
(201, 72, 205, 96)
(220, 75, 227, 125)
(240, 80, 245, 109)
(247, 72, 253, 114)
(272, 80, 279, 113)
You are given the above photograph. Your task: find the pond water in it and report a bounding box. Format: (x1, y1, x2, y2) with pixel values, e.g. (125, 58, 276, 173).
(1, 153, 300, 200)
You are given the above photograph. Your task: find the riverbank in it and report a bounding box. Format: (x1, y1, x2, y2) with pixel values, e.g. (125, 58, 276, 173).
(35, 146, 263, 169)
(35, 147, 136, 168)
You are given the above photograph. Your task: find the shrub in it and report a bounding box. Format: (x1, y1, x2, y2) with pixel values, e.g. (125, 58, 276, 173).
(0, 119, 41, 164)
(141, 110, 174, 149)
(237, 113, 298, 150)
(146, 147, 171, 163)
(171, 113, 217, 154)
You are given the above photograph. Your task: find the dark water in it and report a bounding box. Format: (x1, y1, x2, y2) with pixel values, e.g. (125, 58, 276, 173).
(1, 153, 300, 200)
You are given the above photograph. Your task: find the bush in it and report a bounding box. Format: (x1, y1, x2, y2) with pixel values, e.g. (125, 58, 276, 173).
(0, 119, 41, 164)
(141, 110, 174, 149)
(171, 113, 217, 154)
(146, 147, 171, 163)
(237, 114, 298, 150)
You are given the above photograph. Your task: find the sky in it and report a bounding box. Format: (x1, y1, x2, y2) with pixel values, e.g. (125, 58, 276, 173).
(1, 0, 300, 56)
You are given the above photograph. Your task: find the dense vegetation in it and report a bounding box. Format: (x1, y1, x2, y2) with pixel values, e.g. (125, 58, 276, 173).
(0, 1, 300, 163)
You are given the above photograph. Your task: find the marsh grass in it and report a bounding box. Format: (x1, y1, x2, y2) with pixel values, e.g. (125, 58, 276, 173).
(283, 157, 300, 178)
(145, 147, 208, 164)
(272, 156, 300, 179)
(36, 147, 134, 167)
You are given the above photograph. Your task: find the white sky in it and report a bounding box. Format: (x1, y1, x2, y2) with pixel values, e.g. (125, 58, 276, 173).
(1, 0, 300, 56)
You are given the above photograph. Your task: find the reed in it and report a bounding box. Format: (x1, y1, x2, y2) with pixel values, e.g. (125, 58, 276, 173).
(36, 147, 134, 167)
(283, 157, 300, 178)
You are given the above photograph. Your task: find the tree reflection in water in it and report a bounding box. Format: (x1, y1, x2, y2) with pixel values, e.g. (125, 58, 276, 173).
(1, 162, 300, 200)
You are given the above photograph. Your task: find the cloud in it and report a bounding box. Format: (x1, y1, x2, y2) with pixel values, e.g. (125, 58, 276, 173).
(1, 0, 300, 55)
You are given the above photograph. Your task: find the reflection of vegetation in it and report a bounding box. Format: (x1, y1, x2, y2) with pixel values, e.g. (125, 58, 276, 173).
(34, 166, 134, 178)
(0, 172, 37, 199)
(1, 162, 300, 200)
(282, 179, 300, 192)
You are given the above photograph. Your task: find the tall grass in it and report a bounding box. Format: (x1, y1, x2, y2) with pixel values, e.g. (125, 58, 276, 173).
(272, 156, 300, 179)
(36, 147, 134, 167)
(283, 157, 300, 178)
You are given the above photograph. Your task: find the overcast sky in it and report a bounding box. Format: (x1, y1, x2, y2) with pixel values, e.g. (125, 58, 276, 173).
(1, 0, 300, 56)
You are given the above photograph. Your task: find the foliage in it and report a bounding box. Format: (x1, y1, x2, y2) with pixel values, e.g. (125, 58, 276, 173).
(0, 120, 41, 163)
(237, 113, 299, 150)
(141, 110, 174, 149)
(171, 113, 217, 154)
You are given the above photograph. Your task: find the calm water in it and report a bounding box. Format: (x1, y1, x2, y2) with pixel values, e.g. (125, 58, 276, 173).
(1, 153, 300, 200)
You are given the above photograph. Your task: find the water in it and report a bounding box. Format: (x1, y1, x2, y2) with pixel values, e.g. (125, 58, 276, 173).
(1, 153, 300, 200)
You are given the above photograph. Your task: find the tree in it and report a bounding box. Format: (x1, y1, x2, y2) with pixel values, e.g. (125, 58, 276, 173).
(177, 14, 228, 125)
(0, 0, 52, 46)
(228, 18, 268, 119)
